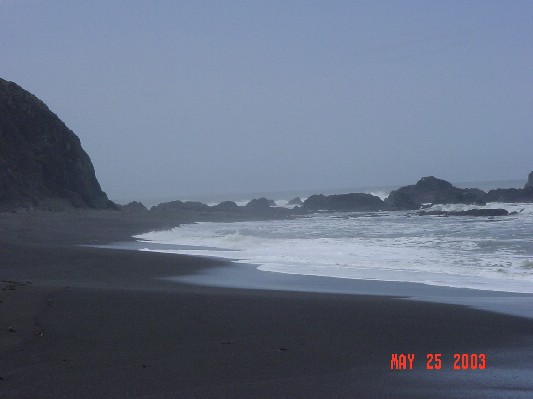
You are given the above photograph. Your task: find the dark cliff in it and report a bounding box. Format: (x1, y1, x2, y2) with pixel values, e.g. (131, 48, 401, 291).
(0, 78, 113, 209)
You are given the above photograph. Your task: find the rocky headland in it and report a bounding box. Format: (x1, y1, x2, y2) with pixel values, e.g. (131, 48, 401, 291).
(0, 78, 114, 210)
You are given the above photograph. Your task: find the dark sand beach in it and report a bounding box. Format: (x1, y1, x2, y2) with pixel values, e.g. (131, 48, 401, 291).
(2, 210, 533, 398)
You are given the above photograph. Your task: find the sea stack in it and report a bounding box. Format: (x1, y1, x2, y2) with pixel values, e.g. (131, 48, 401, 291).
(0, 78, 114, 209)
(385, 176, 486, 209)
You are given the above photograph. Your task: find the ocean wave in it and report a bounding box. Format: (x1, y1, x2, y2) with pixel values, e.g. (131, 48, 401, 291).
(136, 210, 533, 293)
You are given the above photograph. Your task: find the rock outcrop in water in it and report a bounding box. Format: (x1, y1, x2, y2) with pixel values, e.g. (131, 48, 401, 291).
(245, 197, 276, 211)
(213, 201, 240, 211)
(150, 200, 210, 213)
(287, 197, 303, 206)
(302, 193, 386, 211)
(130, 171, 533, 220)
(385, 173, 533, 210)
(483, 188, 533, 203)
(385, 176, 486, 210)
(483, 172, 533, 203)
(0, 78, 113, 209)
(121, 201, 148, 212)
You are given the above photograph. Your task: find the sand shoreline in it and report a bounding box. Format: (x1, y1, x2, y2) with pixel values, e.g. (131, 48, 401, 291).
(102, 238, 533, 320)
(1, 210, 533, 398)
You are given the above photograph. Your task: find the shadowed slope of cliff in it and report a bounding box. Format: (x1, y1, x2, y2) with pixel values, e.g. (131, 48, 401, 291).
(0, 78, 114, 209)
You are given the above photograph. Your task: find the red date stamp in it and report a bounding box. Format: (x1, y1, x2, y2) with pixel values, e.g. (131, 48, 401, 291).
(390, 353, 486, 370)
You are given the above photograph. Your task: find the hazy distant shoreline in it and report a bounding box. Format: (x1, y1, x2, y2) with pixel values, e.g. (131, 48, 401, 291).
(113, 178, 526, 208)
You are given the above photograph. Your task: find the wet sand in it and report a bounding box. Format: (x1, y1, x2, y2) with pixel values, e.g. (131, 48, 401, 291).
(1, 210, 533, 398)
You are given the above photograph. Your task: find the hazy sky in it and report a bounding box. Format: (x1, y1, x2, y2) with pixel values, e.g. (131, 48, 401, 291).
(1, 1, 532, 201)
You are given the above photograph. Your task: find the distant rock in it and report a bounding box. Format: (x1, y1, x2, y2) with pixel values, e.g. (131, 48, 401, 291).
(287, 197, 303, 206)
(303, 193, 386, 212)
(417, 208, 509, 217)
(213, 201, 240, 211)
(121, 201, 148, 212)
(484, 188, 533, 203)
(245, 197, 276, 211)
(482, 172, 533, 203)
(385, 176, 486, 210)
(525, 171, 533, 189)
(0, 78, 113, 209)
(150, 200, 209, 212)
(384, 191, 421, 210)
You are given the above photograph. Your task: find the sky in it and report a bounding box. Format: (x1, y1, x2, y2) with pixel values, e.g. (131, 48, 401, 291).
(1, 0, 532, 201)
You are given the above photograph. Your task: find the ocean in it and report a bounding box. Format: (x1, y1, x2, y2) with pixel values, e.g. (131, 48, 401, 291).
(135, 179, 533, 294)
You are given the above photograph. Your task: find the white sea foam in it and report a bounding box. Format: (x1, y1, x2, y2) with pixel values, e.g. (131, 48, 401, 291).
(368, 191, 390, 200)
(136, 203, 533, 293)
